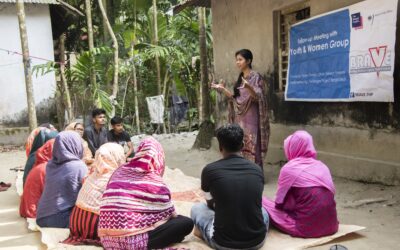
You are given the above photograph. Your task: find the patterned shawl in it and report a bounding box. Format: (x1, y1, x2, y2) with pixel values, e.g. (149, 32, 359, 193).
(99, 137, 175, 237)
(76, 143, 125, 214)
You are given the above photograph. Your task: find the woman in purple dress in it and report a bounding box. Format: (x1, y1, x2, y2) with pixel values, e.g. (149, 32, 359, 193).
(211, 49, 269, 168)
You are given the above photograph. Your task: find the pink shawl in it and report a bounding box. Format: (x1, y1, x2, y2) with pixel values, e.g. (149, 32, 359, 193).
(275, 131, 335, 204)
(98, 137, 175, 237)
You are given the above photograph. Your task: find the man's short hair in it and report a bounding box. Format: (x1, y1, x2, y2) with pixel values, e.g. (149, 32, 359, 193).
(111, 116, 123, 125)
(216, 124, 244, 153)
(92, 108, 106, 118)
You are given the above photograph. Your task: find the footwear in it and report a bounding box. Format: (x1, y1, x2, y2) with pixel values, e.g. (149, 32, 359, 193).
(0, 182, 11, 188)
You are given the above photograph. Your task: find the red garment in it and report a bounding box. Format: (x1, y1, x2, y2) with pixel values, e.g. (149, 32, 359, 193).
(63, 206, 101, 246)
(20, 139, 55, 218)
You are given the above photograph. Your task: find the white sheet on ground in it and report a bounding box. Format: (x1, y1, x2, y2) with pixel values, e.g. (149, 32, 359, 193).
(17, 168, 366, 250)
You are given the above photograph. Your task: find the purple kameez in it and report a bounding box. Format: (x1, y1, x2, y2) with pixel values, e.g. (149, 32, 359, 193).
(229, 71, 270, 168)
(262, 131, 339, 238)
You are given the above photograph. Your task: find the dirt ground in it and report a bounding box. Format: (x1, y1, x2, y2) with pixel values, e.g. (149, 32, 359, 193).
(0, 133, 399, 249)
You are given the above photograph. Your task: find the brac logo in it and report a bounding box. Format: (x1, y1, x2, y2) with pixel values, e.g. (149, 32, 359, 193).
(369, 46, 387, 76)
(351, 12, 363, 29)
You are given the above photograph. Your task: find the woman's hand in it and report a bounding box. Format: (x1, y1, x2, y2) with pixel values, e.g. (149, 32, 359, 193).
(240, 77, 251, 89)
(240, 77, 258, 99)
(211, 80, 225, 91)
(210, 82, 222, 90)
(211, 79, 233, 98)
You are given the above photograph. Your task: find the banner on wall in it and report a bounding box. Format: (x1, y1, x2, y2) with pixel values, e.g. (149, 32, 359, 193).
(285, 0, 398, 102)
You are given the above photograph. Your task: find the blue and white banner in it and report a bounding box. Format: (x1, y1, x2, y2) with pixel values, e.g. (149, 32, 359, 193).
(285, 0, 398, 102)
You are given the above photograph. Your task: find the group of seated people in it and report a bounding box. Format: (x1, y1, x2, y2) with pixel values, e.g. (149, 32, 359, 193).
(19, 111, 339, 249)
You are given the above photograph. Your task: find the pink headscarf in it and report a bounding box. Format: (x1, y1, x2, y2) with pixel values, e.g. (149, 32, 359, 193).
(99, 137, 175, 237)
(275, 131, 335, 204)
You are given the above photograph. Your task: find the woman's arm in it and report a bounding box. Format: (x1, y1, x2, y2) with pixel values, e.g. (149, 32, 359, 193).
(211, 82, 233, 99)
(219, 86, 234, 99)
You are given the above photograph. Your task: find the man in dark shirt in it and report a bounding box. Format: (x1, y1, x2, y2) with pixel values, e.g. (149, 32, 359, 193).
(107, 116, 134, 159)
(191, 124, 269, 249)
(83, 108, 108, 157)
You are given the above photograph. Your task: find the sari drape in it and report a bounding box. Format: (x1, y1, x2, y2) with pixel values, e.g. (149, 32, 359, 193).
(229, 71, 269, 168)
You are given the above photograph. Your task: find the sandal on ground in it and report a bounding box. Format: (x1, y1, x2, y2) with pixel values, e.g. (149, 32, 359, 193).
(0, 182, 11, 188)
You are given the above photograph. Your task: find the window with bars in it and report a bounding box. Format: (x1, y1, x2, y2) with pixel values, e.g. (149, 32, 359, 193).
(274, 2, 310, 92)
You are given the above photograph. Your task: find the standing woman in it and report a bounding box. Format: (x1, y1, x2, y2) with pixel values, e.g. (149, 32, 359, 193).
(211, 49, 270, 168)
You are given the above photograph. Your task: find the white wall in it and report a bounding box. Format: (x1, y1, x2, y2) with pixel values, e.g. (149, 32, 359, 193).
(0, 3, 56, 123)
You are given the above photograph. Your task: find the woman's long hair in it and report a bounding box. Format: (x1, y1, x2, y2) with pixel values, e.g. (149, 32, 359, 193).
(234, 49, 253, 98)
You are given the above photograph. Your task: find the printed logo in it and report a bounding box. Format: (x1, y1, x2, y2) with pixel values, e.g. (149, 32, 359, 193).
(351, 13, 363, 29)
(350, 45, 392, 76)
(369, 46, 387, 76)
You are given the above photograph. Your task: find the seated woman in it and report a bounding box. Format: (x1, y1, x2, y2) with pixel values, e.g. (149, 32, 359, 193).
(63, 143, 125, 246)
(99, 137, 194, 250)
(20, 139, 55, 218)
(25, 123, 57, 158)
(65, 122, 95, 168)
(36, 131, 88, 228)
(262, 130, 339, 238)
(23, 129, 58, 186)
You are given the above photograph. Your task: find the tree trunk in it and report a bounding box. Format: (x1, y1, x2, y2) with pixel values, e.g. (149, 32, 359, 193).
(59, 33, 73, 123)
(85, 0, 96, 86)
(120, 75, 130, 117)
(132, 52, 141, 134)
(198, 82, 202, 122)
(193, 7, 214, 149)
(152, 0, 161, 95)
(131, 3, 141, 135)
(161, 68, 169, 134)
(199, 7, 210, 121)
(192, 120, 215, 149)
(55, 84, 65, 130)
(16, 0, 37, 131)
(102, 0, 109, 43)
(98, 0, 119, 117)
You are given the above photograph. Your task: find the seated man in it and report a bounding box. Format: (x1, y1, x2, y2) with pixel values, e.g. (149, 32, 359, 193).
(83, 108, 108, 157)
(191, 124, 269, 250)
(107, 116, 134, 159)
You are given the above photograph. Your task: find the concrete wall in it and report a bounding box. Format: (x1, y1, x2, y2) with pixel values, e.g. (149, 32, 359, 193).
(211, 0, 363, 83)
(0, 4, 56, 125)
(211, 0, 400, 185)
(266, 124, 400, 185)
(0, 127, 29, 145)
